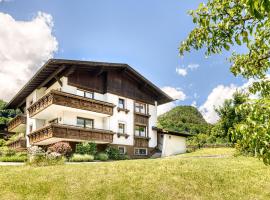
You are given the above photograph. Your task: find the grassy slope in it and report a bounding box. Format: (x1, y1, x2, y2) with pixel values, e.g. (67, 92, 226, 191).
(0, 148, 270, 200)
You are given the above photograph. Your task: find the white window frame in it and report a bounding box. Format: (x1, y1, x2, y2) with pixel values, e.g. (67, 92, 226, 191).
(76, 89, 94, 99)
(135, 125, 147, 137)
(118, 98, 125, 109)
(134, 148, 148, 156)
(118, 121, 126, 134)
(118, 146, 126, 155)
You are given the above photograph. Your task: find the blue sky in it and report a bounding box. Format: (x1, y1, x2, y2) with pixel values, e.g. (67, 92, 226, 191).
(0, 0, 247, 123)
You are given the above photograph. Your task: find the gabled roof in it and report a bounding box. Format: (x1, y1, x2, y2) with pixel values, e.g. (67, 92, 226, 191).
(6, 59, 173, 109)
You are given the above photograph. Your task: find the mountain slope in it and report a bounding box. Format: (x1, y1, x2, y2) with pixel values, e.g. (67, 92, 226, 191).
(157, 106, 211, 134)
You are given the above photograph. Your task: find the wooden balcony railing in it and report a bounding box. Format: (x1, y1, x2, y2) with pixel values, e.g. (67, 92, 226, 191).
(28, 123, 114, 145)
(27, 90, 115, 118)
(7, 137, 27, 151)
(7, 115, 26, 132)
(134, 114, 149, 126)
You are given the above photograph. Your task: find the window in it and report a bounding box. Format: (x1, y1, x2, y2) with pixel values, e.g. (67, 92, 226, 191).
(134, 148, 147, 156)
(135, 125, 146, 137)
(77, 117, 94, 129)
(118, 123, 125, 134)
(118, 146, 126, 154)
(135, 102, 146, 114)
(77, 89, 94, 99)
(118, 98, 125, 109)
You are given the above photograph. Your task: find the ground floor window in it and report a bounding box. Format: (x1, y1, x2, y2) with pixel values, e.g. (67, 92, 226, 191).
(118, 146, 126, 154)
(134, 148, 147, 156)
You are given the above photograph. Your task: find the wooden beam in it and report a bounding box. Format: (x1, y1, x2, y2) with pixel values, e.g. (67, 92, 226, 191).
(54, 75, 63, 86)
(64, 65, 76, 77)
(37, 65, 66, 89)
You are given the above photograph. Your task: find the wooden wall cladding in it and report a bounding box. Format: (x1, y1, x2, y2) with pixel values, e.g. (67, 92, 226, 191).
(68, 70, 105, 93)
(107, 71, 156, 105)
(134, 138, 149, 148)
(68, 69, 157, 105)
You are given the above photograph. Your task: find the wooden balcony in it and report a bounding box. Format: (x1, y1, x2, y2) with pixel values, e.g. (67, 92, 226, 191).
(28, 123, 114, 145)
(134, 137, 149, 148)
(7, 137, 27, 151)
(7, 115, 26, 132)
(27, 90, 114, 118)
(134, 114, 149, 126)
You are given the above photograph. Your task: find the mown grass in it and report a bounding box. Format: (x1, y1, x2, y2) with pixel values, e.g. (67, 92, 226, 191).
(0, 148, 270, 200)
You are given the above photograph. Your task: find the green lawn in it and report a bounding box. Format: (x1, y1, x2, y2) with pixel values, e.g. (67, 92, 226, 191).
(0, 148, 270, 200)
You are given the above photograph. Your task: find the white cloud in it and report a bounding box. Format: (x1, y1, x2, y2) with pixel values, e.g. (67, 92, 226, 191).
(157, 86, 186, 116)
(199, 84, 238, 124)
(161, 86, 186, 100)
(187, 63, 199, 70)
(176, 63, 199, 77)
(0, 12, 58, 101)
(176, 68, 187, 76)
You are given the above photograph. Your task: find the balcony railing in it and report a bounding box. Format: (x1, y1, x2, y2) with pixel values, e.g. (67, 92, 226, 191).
(27, 90, 115, 118)
(7, 114, 26, 132)
(28, 123, 114, 145)
(7, 137, 27, 151)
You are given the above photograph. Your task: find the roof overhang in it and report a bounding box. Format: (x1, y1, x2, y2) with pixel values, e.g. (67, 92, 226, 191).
(152, 127, 194, 137)
(6, 59, 173, 109)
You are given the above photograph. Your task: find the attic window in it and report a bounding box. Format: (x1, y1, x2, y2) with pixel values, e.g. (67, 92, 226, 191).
(77, 89, 94, 99)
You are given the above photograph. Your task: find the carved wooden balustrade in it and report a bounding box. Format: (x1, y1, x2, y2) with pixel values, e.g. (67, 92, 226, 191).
(28, 123, 114, 145)
(27, 90, 115, 118)
(7, 137, 27, 151)
(134, 114, 149, 126)
(7, 115, 26, 132)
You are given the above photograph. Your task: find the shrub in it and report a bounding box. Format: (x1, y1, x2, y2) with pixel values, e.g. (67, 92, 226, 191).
(75, 142, 97, 155)
(0, 139, 6, 147)
(48, 142, 72, 158)
(27, 146, 64, 166)
(0, 154, 27, 162)
(69, 154, 94, 162)
(97, 152, 108, 161)
(105, 146, 121, 160)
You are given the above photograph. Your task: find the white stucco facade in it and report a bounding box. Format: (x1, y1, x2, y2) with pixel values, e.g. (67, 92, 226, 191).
(25, 77, 159, 149)
(161, 134, 187, 157)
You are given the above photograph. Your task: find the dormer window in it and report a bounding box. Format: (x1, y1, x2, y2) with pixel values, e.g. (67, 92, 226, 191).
(118, 98, 125, 109)
(77, 89, 94, 99)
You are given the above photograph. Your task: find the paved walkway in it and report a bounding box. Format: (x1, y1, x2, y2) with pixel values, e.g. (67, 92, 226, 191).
(0, 162, 24, 166)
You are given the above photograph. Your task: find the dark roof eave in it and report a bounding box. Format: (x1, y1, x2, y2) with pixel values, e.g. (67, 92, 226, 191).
(6, 59, 173, 109)
(152, 126, 194, 137)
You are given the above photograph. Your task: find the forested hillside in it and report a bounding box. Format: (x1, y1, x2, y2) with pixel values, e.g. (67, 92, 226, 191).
(157, 106, 211, 134)
(0, 100, 18, 125)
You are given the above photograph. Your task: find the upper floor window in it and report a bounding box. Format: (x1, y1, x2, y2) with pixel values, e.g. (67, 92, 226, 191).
(77, 89, 94, 99)
(118, 123, 125, 134)
(118, 98, 125, 109)
(135, 125, 147, 137)
(135, 102, 146, 114)
(77, 117, 94, 129)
